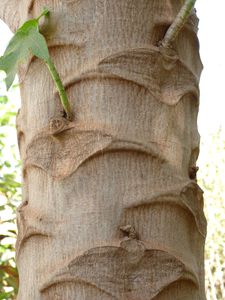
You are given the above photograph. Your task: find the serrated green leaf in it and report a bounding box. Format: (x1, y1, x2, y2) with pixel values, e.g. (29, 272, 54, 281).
(0, 11, 50, 90)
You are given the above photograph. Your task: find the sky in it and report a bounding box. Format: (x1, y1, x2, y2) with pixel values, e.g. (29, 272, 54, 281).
(195, 0, 225, 136)
(0, 0, 224, 139)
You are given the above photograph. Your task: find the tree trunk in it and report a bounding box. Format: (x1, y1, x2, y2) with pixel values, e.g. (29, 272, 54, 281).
(0, 1, 206, 299)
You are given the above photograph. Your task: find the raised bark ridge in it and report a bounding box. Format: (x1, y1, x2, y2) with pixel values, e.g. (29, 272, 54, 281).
(1, 1, 206, 299)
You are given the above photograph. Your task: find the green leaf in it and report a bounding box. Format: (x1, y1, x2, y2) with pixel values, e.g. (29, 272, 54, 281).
(0, 111, 16, 126)
(4, 161, 11, 168)
(0, 292, 14, 300)
(0, 96, 8, 104)
(0, 10, 50, 90)
(4, 275, 19, 291)
(0, 205, 6, 211)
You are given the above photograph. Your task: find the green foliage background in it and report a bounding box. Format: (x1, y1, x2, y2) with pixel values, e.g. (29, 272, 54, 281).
(0, 78, 20, 300)
(198, 129, 225, 300)
(0, 81, 224, 299)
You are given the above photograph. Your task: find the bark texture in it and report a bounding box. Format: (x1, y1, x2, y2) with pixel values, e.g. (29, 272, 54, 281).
(0, 0, 206, 299)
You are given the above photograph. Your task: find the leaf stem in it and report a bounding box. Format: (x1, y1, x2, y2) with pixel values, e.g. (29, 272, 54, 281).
(46, 58, 73, 120)
(162, 0, 197, 48)
(36, 8, 50, 22)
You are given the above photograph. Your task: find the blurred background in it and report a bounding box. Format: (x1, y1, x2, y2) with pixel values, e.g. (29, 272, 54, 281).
(0, 0, 225, 299)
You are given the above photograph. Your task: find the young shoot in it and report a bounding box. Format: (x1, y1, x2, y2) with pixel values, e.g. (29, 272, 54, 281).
(162, 0, 197, 48)
(0, 9, 72, 120)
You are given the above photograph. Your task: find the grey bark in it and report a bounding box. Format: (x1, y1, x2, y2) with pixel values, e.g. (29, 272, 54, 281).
(0, 1, 206, 299)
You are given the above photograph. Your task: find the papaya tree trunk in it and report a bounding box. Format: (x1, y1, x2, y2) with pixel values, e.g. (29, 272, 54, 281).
(0, 1, 206, 299)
